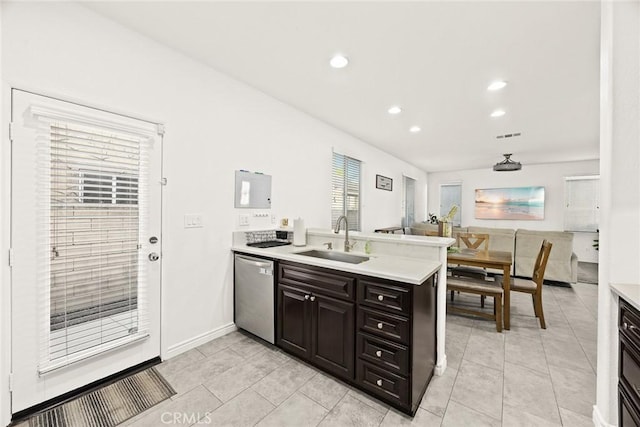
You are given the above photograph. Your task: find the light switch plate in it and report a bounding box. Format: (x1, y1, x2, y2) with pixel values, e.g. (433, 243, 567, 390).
(238, 214, 250, 226)
(184, 213, 204, 228)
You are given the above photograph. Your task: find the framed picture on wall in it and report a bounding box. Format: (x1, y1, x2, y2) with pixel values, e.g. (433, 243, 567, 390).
(376, 175, 393, 191)
(475, 186, 545, 220)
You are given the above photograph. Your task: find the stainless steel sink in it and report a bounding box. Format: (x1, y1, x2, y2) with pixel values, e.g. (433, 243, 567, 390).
(295, 250, 370, 264)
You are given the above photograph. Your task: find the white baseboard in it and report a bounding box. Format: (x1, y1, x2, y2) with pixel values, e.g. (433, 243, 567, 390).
(164, 323, 237, 360)
(592, 405, 615, 427)
(435, 355, 447, 376)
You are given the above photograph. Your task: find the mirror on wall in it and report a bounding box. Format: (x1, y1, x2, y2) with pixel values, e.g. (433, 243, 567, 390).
(234, 170, 272, 208)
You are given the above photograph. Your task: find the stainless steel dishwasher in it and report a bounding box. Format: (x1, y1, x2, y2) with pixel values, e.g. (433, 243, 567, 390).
(234, 254, 275, 344)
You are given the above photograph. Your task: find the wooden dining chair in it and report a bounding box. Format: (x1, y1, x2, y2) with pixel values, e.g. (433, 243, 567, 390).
(447, 276, 503, 332)
(495, 240, 552, 329)
(450, 233, 490, 304)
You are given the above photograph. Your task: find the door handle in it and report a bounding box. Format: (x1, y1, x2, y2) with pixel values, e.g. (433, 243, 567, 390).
(149, 252, 160, 261)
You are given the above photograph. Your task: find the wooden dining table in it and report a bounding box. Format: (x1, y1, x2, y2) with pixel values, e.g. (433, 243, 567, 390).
(447, 248, 513, 329)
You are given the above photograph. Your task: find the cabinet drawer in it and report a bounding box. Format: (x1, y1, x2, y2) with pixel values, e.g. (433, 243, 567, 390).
(359, 279, 411, 315)
(621, 300, 640, 347)
(620, 383, 640, 427)
(357, 332, 409, 376)
(358, 306, 410, 345)
(621, 335, 640, 408)
(357, 360, 410, 409)
(279, 262, 355, 301)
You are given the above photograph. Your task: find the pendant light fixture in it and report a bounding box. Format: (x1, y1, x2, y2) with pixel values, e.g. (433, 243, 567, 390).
(493, 153, 522, 171)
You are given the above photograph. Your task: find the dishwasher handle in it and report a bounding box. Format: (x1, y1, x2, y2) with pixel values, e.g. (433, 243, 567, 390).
(235, 254, 274, 271)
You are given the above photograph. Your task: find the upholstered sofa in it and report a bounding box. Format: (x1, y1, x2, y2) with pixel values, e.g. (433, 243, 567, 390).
(407, 223, 578, 284)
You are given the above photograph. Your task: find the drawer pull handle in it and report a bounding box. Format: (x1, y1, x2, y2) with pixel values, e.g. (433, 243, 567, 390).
(624, 322, 636, 331)
(375, 350, 382, 357)
(378, 295, 384, 301)
(377, 322, 384, 329)
(376, 379, 383, 387)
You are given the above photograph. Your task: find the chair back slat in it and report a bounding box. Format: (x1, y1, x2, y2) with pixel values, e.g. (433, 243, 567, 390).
(457, 233, 490, 250)
(532, 240, 553, 287)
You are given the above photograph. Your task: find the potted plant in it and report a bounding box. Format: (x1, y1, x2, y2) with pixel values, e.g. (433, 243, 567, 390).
(438, 205, 458, 238)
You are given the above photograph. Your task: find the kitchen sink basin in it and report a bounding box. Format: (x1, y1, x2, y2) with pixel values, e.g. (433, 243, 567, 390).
(295, 250, 370, 264)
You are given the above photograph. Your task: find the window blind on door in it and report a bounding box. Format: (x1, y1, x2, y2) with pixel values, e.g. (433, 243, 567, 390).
(331, 152, 361, 231)
(29, 106, 155, 374)
(440, 183, 462, 226)
(564, 175, 600, 232)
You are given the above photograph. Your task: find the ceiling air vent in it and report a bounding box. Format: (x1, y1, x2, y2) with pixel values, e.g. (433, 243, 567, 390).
(496, 132, 522, 139)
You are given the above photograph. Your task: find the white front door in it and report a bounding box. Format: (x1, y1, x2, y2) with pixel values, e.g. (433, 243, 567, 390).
(10, 90, 163, 413)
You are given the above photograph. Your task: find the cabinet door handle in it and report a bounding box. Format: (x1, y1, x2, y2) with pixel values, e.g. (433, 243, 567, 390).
(375, 350, 382, 357)
(377, 322, 384, 330)
(305, 295, 310, 300)
(377, 295, 384, 301)
(376, 379, 383, 387)
(624, 322, 636, 331)
(310, 296, 316, 302)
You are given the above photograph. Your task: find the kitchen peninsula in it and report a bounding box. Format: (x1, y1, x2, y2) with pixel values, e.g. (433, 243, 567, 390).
(232, 229, 454, 415)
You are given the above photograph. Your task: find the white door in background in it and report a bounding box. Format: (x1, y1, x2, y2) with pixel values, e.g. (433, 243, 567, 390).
(10, 90, 163, 412)
(403, 176, 416, 227)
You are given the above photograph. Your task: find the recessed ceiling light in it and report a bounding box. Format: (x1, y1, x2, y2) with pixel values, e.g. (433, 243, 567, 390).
(388, 106, 402, 115)
(490, 109, 506, 118)
(329, 54, 349, 69)
(488, 81, 507, 91)
(409, 126, 421, 133)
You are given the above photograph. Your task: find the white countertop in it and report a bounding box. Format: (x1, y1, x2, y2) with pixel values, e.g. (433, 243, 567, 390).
(307, 228, 455, 247)
(611, 283, 640, 311)
(231, 243, 441, 285)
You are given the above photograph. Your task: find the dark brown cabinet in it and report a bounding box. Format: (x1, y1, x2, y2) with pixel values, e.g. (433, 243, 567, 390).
(278, 284, 312, 359)
(310, 294, 355, 379)
(277, 263, 355, 381)
(620, 298, 640, 426)
(356, 275, 437, 414)
(276, 260, 437, 416)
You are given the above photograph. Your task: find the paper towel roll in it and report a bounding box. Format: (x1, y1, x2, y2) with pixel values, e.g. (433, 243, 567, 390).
(293, 218, 306, 246)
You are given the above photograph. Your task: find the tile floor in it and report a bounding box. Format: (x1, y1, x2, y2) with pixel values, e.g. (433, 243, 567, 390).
(119, 282, 598, 427)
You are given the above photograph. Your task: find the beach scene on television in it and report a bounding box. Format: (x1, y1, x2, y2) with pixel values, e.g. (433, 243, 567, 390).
(475, 186, 545, 220)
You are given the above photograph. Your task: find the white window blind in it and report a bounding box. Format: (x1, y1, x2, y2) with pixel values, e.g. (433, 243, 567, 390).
(31, 109, 152, 374)
(331, 152, 361, 231)
(403, 176, 416, 227)
(564, 175, 600, 232)
(440, 183, 462, 226)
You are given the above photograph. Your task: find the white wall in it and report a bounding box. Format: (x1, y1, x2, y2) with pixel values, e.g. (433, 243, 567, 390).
(427, 160, 600, 262)
(595, 1, 640, 425)
(0, 3, 8, 425)
(0, 3, 427, 423)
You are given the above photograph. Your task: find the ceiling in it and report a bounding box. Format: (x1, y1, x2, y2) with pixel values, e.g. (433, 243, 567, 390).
(85, 1, 601, 172)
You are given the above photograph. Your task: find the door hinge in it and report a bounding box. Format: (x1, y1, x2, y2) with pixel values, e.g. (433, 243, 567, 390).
(9, 122, 14, 141)
(8, 373, 13, 392)
(157, 124, 165, 136)
(160, 178, 167, 186)
(8, 249, 14, 267)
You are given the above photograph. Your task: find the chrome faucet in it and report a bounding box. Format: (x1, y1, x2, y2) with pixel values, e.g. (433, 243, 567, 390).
(334, 215, 356, 252)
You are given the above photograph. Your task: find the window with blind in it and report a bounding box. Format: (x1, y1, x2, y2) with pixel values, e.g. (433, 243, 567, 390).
(440, 183, 462, 226)
(331, 152, 361, 231)
(40, 117, 151, 371)
(564, 175, 600, 232)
